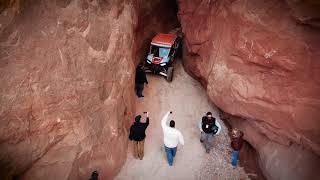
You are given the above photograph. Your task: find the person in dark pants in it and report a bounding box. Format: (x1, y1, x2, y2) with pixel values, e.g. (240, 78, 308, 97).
(135, 63, 148, 98)
(231, 128, 244, 168)
(129, 112, 150, 160)
(199, 112, 218, 153)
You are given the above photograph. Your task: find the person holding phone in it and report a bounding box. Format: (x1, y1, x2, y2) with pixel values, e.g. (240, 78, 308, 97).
(161, 111, 184, 166)
(129, 112, 150, 160)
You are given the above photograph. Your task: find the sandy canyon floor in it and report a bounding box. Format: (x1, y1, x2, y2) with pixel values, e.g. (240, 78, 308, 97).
(115, 61, 249, 180)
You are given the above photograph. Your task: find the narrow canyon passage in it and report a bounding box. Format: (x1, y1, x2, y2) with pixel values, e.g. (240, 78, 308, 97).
(1, 0, 319, 179)
(115, 61, 248, 180)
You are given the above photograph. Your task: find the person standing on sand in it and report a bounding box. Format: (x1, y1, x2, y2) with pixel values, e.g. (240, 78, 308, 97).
(161, 111, 184, 166)
(129, 112, 150, 160)
(135, 63, 148, 98)
(199, 112, 219, 153)
(230, 128, 244, 168)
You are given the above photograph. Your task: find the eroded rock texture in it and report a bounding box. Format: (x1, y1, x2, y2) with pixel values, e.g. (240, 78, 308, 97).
(178, 0, 320, 179)
(0, 0, 178, 179)
(0, 0, 136, 179)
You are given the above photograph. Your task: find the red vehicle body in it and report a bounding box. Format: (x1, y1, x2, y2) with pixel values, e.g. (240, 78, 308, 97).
(144, 33, 181, 82)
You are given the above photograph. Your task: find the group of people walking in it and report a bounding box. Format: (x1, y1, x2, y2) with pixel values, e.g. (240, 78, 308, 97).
(129, 111, 244, 168)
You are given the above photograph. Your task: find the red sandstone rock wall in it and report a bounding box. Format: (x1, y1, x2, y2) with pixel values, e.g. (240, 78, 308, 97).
(0, 0, 136, 179)
(0, 0, 179, 179)
(178, 0, 320, 179)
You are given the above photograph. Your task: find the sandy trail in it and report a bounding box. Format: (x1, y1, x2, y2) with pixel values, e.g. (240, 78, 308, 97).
(115, 61, 248, 180)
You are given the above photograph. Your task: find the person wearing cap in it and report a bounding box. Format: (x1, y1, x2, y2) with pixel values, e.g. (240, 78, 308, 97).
(129, 112, 150, 160)
(199, 112, 219, 153)
(230, 128, 244, 168)
(161, 111, 184, 166)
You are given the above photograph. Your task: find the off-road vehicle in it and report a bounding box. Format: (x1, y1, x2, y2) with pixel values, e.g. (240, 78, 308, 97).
(144, 32, 181, 82)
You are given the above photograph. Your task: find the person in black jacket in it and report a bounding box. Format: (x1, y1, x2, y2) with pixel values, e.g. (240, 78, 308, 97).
(199, 112, 218, 153)
(129, 112, 150, 160)
(135, 63, 148, 98)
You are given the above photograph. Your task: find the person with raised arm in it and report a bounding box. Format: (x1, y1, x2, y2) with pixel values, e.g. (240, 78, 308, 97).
(161, 111, 184, 166)
(129, 112, 150, 160)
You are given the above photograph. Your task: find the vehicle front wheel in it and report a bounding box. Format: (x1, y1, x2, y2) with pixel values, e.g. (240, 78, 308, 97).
(166, 67, 174, 82)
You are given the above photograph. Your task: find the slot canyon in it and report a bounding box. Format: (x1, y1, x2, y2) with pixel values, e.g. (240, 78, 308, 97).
(0, 0, 319, 180)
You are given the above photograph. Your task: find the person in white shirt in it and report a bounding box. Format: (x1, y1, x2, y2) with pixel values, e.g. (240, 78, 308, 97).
(161, 111, 184, 166)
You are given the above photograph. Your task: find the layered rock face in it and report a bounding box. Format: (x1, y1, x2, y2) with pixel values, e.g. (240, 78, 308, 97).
(0, 0, 178, 179)
(0, 0, 136, 179)
(178, 0, 320, 179)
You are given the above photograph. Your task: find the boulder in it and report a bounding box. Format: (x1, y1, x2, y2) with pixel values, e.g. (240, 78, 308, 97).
(178, 0, 320, 179)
